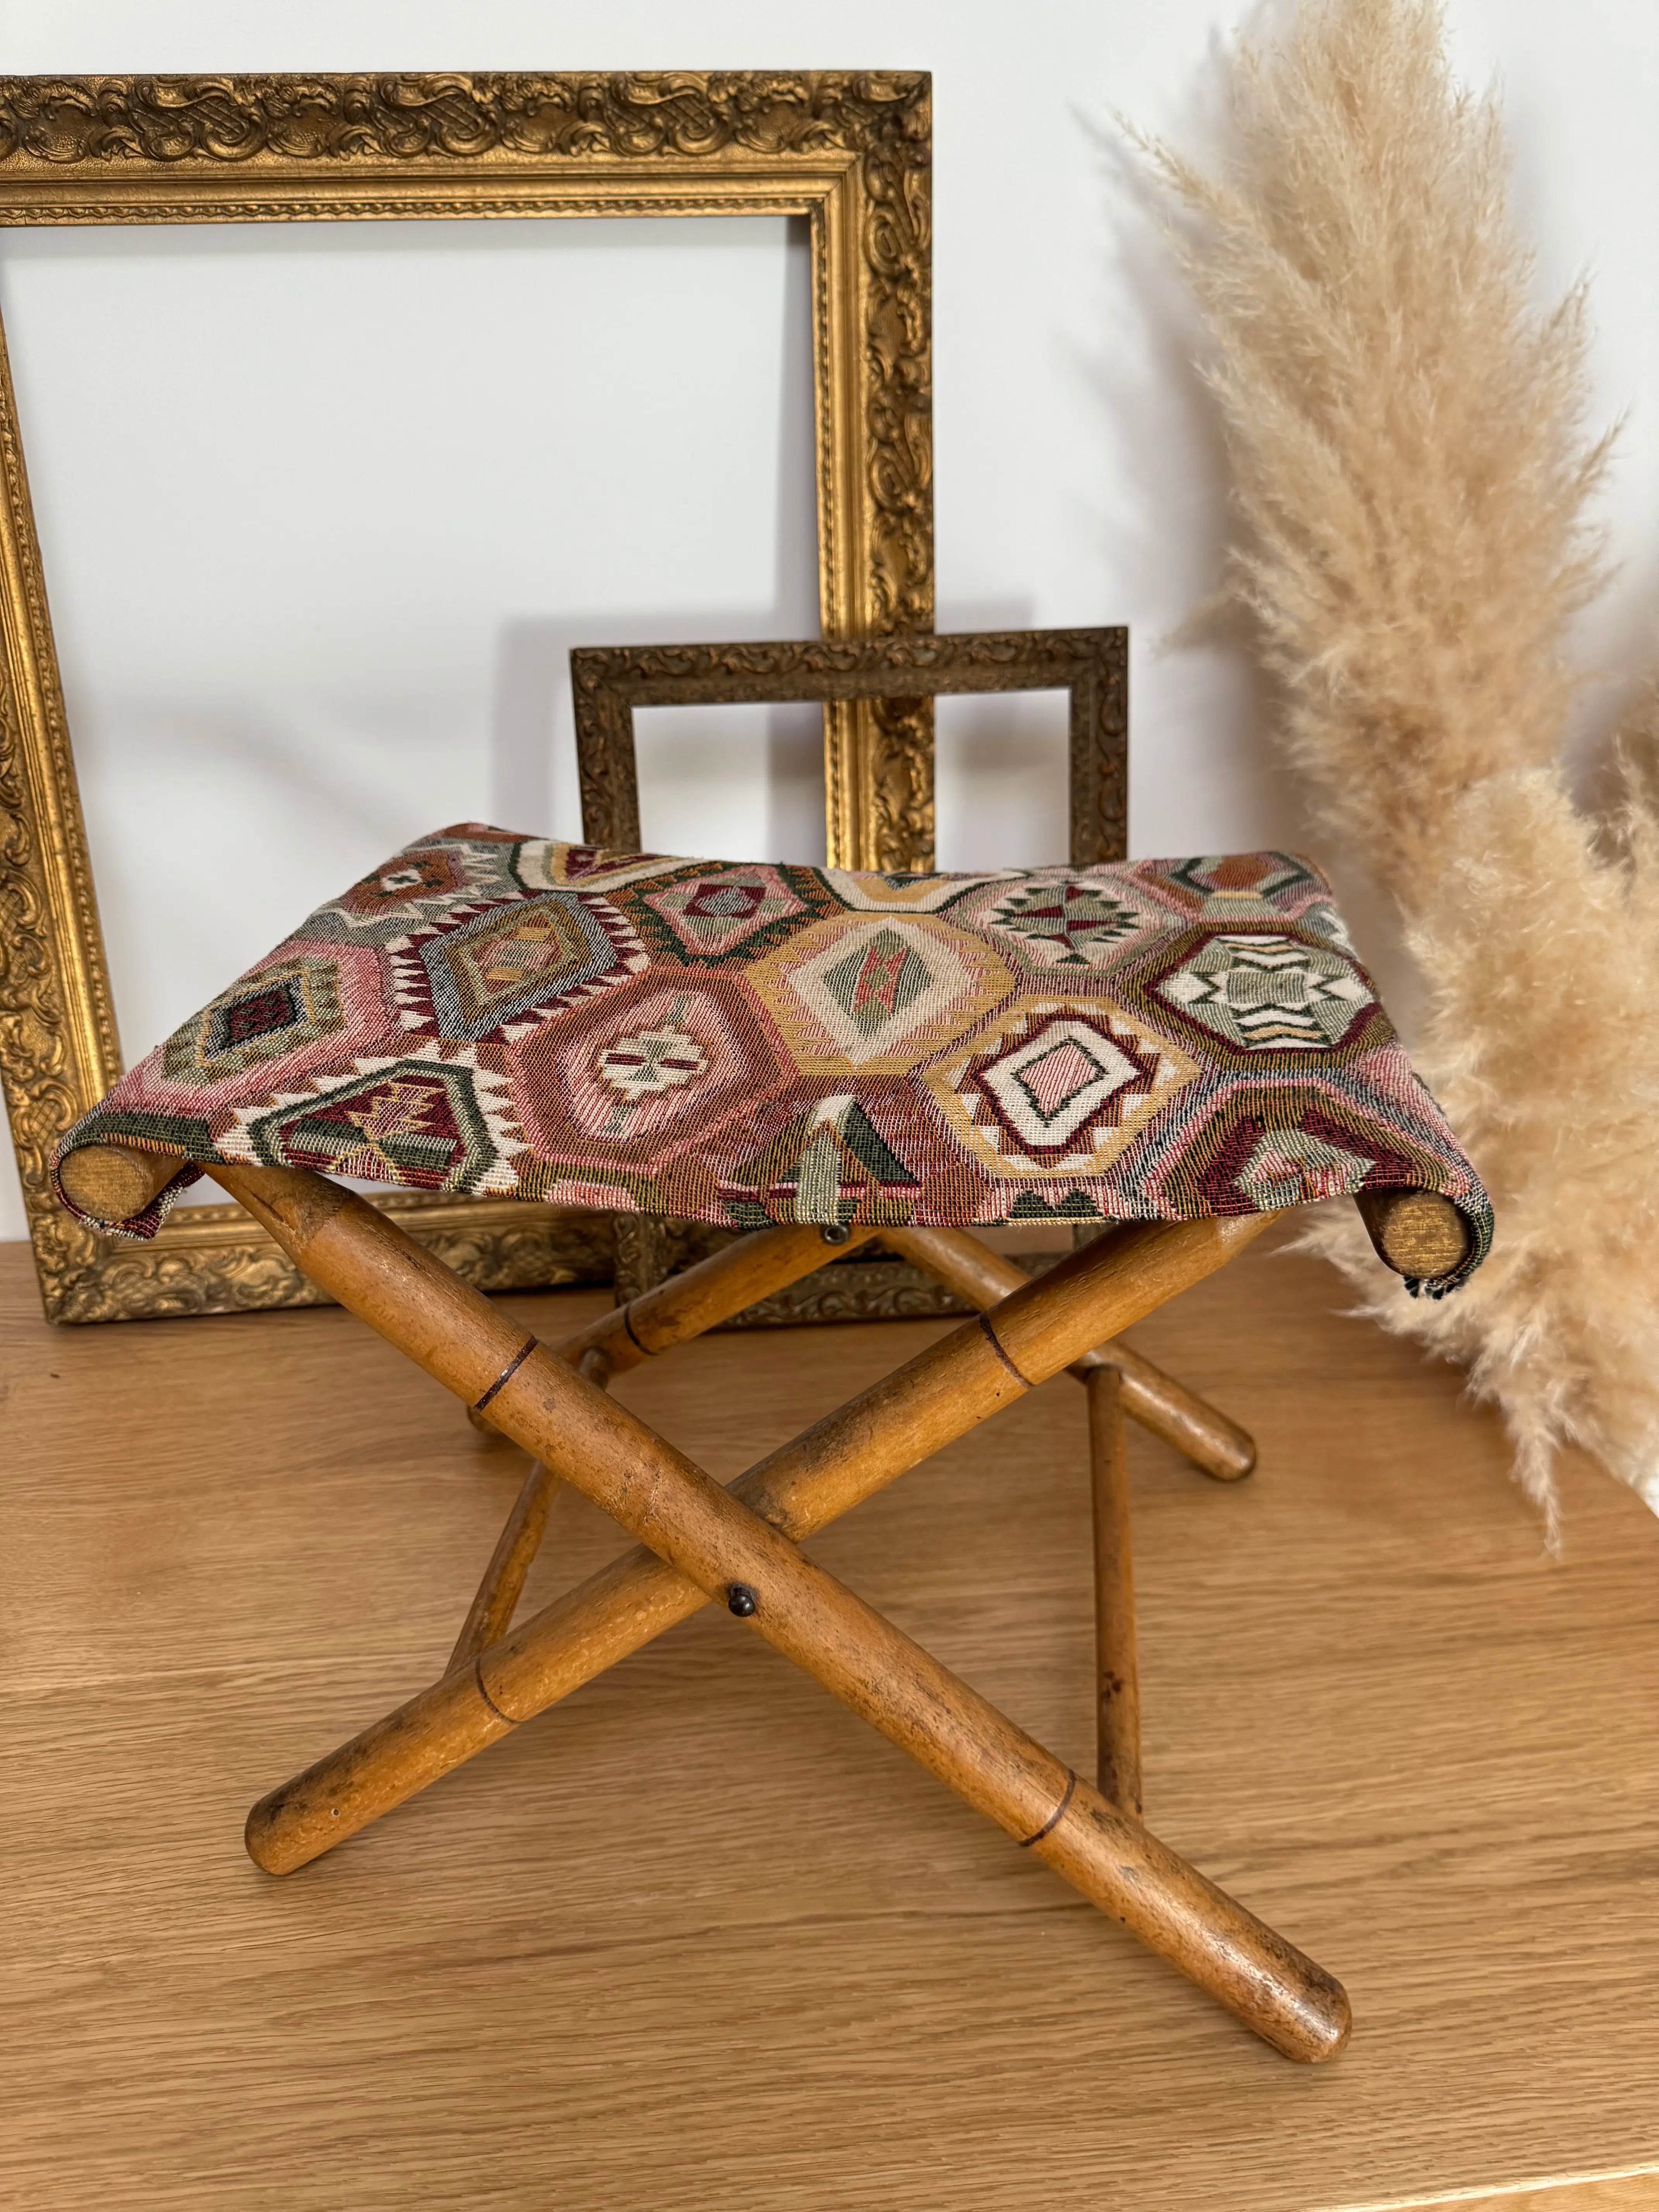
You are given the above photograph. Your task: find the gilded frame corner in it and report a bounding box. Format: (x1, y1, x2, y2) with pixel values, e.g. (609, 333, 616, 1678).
(0, 71, 934, 1321)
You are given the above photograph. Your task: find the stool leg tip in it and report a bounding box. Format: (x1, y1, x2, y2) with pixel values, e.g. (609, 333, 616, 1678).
(1281, 1977, 1352, 2063)
(244, 1805, 284, 1876)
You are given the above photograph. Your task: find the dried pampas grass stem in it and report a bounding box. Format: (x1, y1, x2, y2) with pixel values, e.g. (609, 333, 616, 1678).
(1137, 0, 1659, 1526)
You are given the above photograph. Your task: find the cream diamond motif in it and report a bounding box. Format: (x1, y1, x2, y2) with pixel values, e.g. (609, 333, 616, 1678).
(924, 998, 1198, 1181)
(1156, 934, 1373, 1051)
(783, 919, 976, 1066)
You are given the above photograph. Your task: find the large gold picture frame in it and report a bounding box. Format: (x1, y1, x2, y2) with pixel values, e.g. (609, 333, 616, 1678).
(0, 72, 933, 1322)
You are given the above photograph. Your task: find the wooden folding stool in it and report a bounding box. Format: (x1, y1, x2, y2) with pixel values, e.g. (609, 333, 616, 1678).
(54, 802, 1488, 2065)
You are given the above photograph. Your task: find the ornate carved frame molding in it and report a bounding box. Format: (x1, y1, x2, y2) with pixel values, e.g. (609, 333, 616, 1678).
(0, 71, 933, 1321)
(573, 625, 1129, 1324)
(572, 626, 1128, 867)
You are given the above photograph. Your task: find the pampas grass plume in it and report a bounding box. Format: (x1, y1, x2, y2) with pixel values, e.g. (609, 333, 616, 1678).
(1138, 0, 1659, 1523)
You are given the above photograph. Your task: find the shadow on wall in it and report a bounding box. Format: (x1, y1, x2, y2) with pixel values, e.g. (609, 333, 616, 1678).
(488, 212, 825, 864)
(1081, 107, 1309, 857)
(1075, 96, 1423, 1023)
(490, 607, 826, 863)
(491, 593, 1094, 873)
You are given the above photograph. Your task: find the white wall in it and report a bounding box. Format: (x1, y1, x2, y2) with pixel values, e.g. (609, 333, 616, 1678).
(2, 0, 1656, 1245)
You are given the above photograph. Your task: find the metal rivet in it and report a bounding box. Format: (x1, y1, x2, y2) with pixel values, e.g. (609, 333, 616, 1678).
(820, 1223, 852, 1245)
(726, 1583, 758, 1617)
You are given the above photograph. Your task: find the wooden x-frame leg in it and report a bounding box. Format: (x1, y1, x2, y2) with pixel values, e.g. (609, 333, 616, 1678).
(249, 1206, 1251, 1881)
(191, 1160, 1348, 2063)
(446, 1216, 1251, 1720)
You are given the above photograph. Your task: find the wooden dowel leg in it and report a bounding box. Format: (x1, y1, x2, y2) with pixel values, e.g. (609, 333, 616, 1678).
(448, 1352, 611, 1671)
(250, 1204, 1274, 1881)
(220, 1166, 1343, 2061)
(453, 1220, 871, 1643)
(556, 1219, 881, 1378)
(1087, 1366, 1142, 1818)
(447, 1459, 561, 1673)
(885, 1226, 1257, 1481)
(56, 1142, 185, 1224)
(1355, 1188, 1470, 1283)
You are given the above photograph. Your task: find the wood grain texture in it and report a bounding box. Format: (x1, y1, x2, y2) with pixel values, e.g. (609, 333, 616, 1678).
(556, 1218, 881, 1378)
(244, 1211, 1273, 1883)
(445, 1454, 559, 1673)
(1343, 2172, 1659, 2210)
(3, 1226, 1657, 2208)
(886, 1222, 1258, 1478)
(1088, 1364, 1142, 1816)
(53, 1139, 180, 1224)
(1354, 1190, 1472, 1283)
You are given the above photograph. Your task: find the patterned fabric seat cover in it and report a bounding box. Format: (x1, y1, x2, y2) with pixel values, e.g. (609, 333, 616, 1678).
(53, 824, 1493, 1289)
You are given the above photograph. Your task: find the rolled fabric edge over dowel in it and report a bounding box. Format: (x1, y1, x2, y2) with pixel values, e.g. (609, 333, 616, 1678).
(56, 1142, 1472, 1291)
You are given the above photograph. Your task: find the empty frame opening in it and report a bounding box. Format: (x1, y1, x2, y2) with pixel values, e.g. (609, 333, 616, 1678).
(633, 699, 826, 865)
(934, 689, 1069, 870)
(0, 212, 819, 1066)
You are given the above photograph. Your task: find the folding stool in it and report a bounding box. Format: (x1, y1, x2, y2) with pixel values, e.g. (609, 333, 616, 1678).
(54, 812, 1488, 2063)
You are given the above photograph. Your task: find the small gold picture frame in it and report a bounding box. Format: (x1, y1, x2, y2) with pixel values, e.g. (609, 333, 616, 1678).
(0, 72, 934, 1321)
(568, 626, 1129, 1323)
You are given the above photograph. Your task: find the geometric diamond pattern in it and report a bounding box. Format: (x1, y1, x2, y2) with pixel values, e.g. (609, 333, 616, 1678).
(926, 998, 1197, 1181)
(309, 836, 521, 941)
(419, 892, 646, 1043)
(160, 954, 346, 1087)
(641, 864, 809, 959)
(53, 825, 1492, 1289)
(1154, 933, 1375, 1052)
(824, 866, 1015, 912)
(222, 1047, 524, 1194)
(1232, 1124, 1377, 1209)
(511, 840, 692, 896)
(594, 1017, 710, 1104)
(508, 973, 794, 1171)
(1133, 852, 1322, 916)
(976, 872, 1161, 972)
(749, 913, 1013, 1073)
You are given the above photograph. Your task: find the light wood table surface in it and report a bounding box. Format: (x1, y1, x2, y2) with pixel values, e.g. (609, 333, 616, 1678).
(3, 1225, 1656, 2211)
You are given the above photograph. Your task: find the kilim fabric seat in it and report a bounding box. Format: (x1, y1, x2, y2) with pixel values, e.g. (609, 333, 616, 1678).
(54, 823, 1490, 1274)
(54, 824, 1491, 2066)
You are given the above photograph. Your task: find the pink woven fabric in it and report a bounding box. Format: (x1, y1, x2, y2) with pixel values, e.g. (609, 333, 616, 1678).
(54, 825, 1491, 1289)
